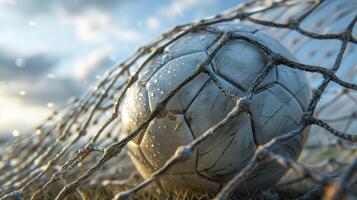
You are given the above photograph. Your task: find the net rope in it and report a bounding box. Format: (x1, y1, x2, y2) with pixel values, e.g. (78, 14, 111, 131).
(0, 0, 356, 199)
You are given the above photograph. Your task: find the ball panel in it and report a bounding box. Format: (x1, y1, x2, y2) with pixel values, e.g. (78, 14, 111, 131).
(138, 53, 173, 83)
(140, 114, 196, 173)
(277, 66, 311, 111)
(127, 141, 155, 178)
(256, 67, 278, 90)
(212, 73, 247, 97)
(197, 112, 256, 181)
(139, 50, 206, 84)
(253, 30, 311, 110)
(185, 79, 242, 138)
(146, 52, 207, 112)
(165, 32, 219, 59)
(121, 82, 151, 143)
(166, 73, 210, 113)
(212, 40, 277, 91)
(250, 83, 303, 145)
(139, 29, 218, 85)
(236, 133, 306, 194)
(234, 157, 284, 194)
(209, 22, 257, 34)
(254, 31, 297, 61)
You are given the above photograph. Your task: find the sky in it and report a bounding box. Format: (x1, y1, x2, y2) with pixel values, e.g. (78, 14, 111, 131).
(0, 0, 242, 136)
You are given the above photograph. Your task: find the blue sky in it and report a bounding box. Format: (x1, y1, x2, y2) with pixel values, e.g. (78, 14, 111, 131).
(0, 0, 243, 135)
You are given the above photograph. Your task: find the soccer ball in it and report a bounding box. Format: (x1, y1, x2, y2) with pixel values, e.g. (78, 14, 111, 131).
(120, 22, 311, 194)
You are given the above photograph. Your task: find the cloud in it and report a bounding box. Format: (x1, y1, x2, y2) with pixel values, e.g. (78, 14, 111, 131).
(22, 78, 85, 105)
(146, 16, 160, 30)
(72, 46, 114, 80)
(0, 0, 15, 5)
(0, 94, 50, 135)
(0, 48, 85, 105)
(0, 78, 86, 135)
(0, 51, 90, 135)
(62, 10, 141, 43)
(161, 0, 215, 18)
(0, 50, 59, 81)
(0, 76, 85, 107)
(4, 0, 132, 16)
(0, 52, 86, 134)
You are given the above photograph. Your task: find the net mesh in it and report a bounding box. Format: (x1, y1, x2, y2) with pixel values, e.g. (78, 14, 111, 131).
(0, 0, 356, 199)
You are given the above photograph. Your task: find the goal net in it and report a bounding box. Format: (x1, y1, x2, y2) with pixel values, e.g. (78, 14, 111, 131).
(0, 0, 356, 199)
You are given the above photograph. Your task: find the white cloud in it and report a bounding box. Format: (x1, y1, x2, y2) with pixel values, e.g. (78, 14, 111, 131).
(72, 46, 113, 79)
(61, 10, 141, 43)
(0, 94, 50, 134)
(162, 0, 215, 18)
(146, 16, 160, 30)
(0, 0, 16, 5)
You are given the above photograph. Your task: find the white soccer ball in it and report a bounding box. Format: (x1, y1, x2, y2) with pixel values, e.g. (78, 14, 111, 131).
(120, 22, 311, 194)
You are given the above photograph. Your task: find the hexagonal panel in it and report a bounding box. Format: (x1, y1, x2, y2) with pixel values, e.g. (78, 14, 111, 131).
(165, 73, 209, 113)
(165, 32, 219, 58)
(254, 31, 297, 60)
(185, 78, 244, 139)
(233, 156, 287, 194)
(121, 82, 150, 143)
(197, 112, 256, 181)
(235, 132, 306, 194)
(277, 65, 311, 111)
(209, 22, 257, 34)
(127, 141, 154, 179)
(250, 83, 304, 145)
(138, 53, 172, 83)
(212, 40, 277, 91)
(140, 114, 196, 173)
(214, 73, 247, 97)
(146, 52, 208, 112)
(139, 50, 210, 85)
